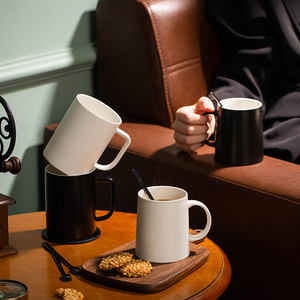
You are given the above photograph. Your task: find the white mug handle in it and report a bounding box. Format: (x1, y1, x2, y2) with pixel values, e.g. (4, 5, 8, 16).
(94, 128, 131, 171)
(188, 200, 212, 242)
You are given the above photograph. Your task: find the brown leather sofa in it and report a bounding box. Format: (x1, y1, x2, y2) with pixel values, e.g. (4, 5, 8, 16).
(44, 0, 300, 299)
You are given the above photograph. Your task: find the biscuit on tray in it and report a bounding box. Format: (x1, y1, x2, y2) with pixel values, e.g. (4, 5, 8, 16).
(99, 251, 153, 277)
(118, 259, 153, 278)
(99, 251, 133, 271)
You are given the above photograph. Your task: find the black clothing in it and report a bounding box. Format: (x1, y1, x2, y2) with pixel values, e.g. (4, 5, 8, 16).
(207, 0, 300, 164)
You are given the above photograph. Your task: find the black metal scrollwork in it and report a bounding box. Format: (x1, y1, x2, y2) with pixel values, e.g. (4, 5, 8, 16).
(0, 96, 21, 174)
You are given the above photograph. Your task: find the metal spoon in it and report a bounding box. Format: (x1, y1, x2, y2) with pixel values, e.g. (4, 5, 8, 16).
(49, 251, 72, 282)
(42, 242, 81, 275)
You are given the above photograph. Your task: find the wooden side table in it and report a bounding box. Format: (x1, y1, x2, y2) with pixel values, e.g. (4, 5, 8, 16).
(0, 211, 231, 299)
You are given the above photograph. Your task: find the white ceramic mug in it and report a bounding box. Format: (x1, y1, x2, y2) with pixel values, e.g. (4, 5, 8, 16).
(135, 186, 212, 263)
(43, 94, 131, 175)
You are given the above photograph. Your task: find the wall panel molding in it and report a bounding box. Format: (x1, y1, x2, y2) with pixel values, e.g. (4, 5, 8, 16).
(0, 43, 97, 91)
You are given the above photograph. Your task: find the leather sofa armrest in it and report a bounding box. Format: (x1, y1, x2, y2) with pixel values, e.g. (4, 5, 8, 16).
(109, 123, 300, 204)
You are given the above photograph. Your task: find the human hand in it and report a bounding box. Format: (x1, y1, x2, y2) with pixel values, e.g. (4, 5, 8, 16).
(172, 96, 216, 152)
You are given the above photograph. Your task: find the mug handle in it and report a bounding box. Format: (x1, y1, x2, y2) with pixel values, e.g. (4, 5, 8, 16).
(94, 128, 131, 171)
(94, 176, 115, 221)
(188, 200, 212, 242)
(204, 139, 216, 147)
(203, 110, 218, 147)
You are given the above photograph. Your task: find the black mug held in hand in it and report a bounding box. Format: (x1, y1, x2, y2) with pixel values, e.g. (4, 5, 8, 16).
(42, 164, 115, 244)
(205, 98, 264, 166)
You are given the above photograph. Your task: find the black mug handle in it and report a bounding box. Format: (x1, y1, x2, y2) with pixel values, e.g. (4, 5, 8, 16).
(203, 110, 218, 147)
(204, 138, 216, 147)
(94, 176, 115, 221)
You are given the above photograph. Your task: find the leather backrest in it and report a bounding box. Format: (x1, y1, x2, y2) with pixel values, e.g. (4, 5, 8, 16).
(96, 0, 220, 128)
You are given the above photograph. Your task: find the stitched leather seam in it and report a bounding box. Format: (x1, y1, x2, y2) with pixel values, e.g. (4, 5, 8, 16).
(166, 61, 202, 76)
(108, 144, 299, 205)
(165, 57, 201, 72)
(142, 1, 174, 126)
(162, 61, 202, 120)
(209, 174, 300, 206)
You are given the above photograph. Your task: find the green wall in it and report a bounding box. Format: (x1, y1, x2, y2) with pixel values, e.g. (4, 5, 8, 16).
(0, 0, 99, 215)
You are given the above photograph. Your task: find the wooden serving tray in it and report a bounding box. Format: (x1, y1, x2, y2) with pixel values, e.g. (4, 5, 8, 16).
(81, 240, 209, 293)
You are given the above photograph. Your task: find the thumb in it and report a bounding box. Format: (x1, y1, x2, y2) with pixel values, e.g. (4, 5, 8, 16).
(194, 96, 215, 114)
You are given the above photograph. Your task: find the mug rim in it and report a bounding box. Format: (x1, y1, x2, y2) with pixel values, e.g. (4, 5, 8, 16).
(46, 164, 95, 177)
(219, 97, 262, 111)
(138, 185, 187, 202)
(77, 94, 122, 125)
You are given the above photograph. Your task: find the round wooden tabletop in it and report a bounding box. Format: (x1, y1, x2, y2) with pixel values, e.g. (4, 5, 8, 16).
(1, 211, 231, 299)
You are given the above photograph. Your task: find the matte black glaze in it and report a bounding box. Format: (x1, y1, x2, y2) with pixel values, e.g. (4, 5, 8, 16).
(43, 167, 115, 244)
(215, 106, 263, 165)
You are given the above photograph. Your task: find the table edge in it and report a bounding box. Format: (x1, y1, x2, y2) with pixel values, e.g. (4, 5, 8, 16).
(188, 240, 232, 300)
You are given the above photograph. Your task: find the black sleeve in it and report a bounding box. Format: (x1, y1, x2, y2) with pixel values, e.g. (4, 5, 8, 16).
(206, 0, 300, 163)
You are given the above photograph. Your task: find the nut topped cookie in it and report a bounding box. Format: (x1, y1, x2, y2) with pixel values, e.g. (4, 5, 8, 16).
(56, 288, 84, 300)
(99, 252, 133, 271)
(118, 259, 153, 278)
(98, 251, 153, 277)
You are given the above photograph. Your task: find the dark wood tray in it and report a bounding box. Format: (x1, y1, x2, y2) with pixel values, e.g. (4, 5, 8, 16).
(81, 240, 209, 293)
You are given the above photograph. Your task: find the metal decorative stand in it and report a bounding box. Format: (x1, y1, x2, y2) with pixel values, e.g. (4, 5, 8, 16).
(0, 96, 21, 258)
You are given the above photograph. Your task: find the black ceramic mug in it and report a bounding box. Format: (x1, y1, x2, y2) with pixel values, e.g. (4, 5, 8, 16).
(205, 98, 264, 166)
(42, 164, 115, 244)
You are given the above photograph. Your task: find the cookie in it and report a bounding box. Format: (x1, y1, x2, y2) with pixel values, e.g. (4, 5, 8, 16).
(99, 251, 133, 271)
(56, 288, 84, 300)
(118, 259, 153, 278)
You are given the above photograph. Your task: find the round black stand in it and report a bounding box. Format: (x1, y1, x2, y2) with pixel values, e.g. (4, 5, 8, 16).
(41, 227, 101, 244)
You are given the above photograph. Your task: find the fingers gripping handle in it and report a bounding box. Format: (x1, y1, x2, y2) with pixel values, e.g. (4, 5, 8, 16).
(94, 128, 131, 171)
(203, 97, 219, 147)
(188, 200, 212, 242)
(203, 109, 218, 147)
